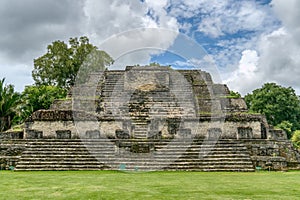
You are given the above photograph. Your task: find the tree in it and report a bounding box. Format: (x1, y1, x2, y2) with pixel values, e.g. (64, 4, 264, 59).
(275, 121, 293, 139)
(245, 83, 300, 137)
(292, 130, 300, 149)
(32, 36, 113, 89)
(0, 78, 20, 132)
(17, 85, 67, 123)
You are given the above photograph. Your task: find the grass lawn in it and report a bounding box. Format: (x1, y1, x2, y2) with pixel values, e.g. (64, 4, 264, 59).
(0, 170, 300, 200)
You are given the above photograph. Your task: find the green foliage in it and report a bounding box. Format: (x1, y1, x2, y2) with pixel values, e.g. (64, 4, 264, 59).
(275, 121, 293, 139)
(149, 62, 161, 66)
(32, 36, 113, 89)
(245, 83, 300, 136)
(227, 90, 242, 98)
(0, 78, 20, 132)
(292, 130, 300, 149)
(17, 85, 67, 122)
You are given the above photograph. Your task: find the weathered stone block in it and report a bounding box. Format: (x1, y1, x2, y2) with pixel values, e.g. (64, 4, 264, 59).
(130, 143, 152, 153)
(124, 67, 170, 91)
(208, 128, 222, 139)
(56, 130, 71, 139)
(26, 129, 43, 139)
(0, 131, 23, 139)
(269, 129, 287, 140)
(85, 130, 100, 139)
(238, 127, 253, 139)
(178, 128, 192, 138)
(115, 129, 130, 139)
(148, 131, 162, 139)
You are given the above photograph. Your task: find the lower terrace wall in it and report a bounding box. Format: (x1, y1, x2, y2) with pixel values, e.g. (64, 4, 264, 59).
(25, 119, 266, 139)
(243, 139, 300, 170)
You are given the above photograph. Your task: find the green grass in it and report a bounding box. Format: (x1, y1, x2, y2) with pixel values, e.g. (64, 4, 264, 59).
(0, 171, 300, 200)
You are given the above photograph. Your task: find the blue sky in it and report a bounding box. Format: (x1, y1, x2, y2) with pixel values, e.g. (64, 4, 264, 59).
(0, 0, 299, 95)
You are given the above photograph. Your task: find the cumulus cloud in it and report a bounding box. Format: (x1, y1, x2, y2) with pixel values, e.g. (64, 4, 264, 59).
(0, 0, 179, 91)
(0, 0, 86, 91)
(100, 28, 178, 69)
(225, 0, 300, 94)
(0, 0, 85, 62)
(1, 0, 299, 96)
(84, 0, 179, 67)
(224, 50, 260, 95)
(257, 0, 300, 91)
(169, 0, 275, 38)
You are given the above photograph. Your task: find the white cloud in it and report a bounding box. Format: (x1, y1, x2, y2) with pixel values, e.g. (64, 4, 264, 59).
(223, 0, 300, 95)
(101, 28, 178, 69)
(224, 50, 260, 95)
(166, 0, 281, 96)
(256, 27, 300, 92)
(169, 0, 276, 38)
(0, 0, 86, 91)
(2, 0, 299, 97)
(0, 0, 180, 91)
(198, 17, 223, 38)
(81, 0, 179, 68)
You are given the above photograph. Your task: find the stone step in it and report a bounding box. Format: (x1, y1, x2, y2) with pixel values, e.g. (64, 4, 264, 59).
(20, 151, 248, 157)
(25, 156, 250, 165)
(82, 157, 252, 163)
(19, 154, 115, 158)
(5, 139, 248, 145)
(17, 158, 253, 166)
(14, 139, 254, 171)
(15, 164, 106, 170)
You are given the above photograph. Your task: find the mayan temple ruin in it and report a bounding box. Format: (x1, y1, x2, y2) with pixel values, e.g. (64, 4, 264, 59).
(1, 66, 300, 171)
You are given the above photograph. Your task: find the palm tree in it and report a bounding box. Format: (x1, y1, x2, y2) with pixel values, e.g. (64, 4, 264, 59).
(0, 78, 20, 132)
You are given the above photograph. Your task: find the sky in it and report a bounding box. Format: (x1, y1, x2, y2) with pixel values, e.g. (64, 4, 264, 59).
(0, 0, 299, 95)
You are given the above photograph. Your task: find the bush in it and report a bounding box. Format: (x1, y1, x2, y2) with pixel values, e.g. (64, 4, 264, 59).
(292, 130, 300, 149)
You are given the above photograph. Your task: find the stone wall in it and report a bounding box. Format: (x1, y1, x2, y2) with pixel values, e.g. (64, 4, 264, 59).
(25, 121, 78, 139)
(50, 99, 72, 110)
(0, 131, 23, 139)
(184, 121, 263, 139)
(25, 117, 266, 140)
(124, 67, 170, 91)
(243, 140, 300, 170)
(0, 142, 25, 169)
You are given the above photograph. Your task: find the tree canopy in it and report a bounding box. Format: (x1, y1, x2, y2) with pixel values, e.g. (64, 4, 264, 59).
(18, 85, 67, 122)
(32, 36, 113, 89)
(292, 130, 300, 149)
(245, 83, 300, 137)
(0, 78, 20, 132)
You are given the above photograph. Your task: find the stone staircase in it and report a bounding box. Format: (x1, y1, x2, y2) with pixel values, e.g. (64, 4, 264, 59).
(13, 139, 254, 171)
(15, 140, 112, 171)
(99, 70, 198, 119)
(132, 122, 149, 139)
(167, 139, 255, 171)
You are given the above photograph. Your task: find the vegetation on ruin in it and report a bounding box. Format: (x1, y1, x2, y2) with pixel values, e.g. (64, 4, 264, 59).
(226, 90, 242, 98)
(22, 86, 67, 110)
(292, 130, 300, 149)
(245, 83, 300, 139)
(0, 171, 299, 199)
